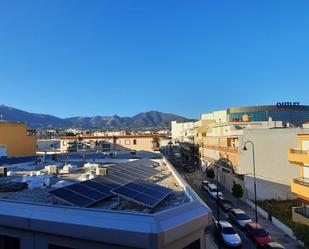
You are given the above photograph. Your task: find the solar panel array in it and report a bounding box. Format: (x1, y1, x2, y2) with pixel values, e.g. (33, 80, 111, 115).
(49, 179, 113, 207)
(49, 159, 165, 207)
(112, 179, 173, 208)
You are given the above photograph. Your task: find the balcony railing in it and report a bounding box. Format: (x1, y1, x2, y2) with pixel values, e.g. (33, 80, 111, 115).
(293, 177, 309, 187)
(290, 149, 309, 155)
(288, 148, 309, 164)
(203, 145, 238, 153)
(294, 207, 309, 219)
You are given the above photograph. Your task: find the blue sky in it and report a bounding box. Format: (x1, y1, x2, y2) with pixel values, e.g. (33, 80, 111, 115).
(0, 0, 309, 119)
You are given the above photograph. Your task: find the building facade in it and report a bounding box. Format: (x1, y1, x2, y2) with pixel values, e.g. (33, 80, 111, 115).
(200, 104, 309, 127)
(171, 121, 198, 144)
(198, 120, 302, 200)
(288, 133, 309, 226)
(60, 135, 167, 153)
(0, 122, 37, 158)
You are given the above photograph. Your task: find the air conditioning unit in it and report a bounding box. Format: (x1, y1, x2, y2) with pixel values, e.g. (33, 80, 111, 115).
(48, 166, 59, 174)
(96, 167, 108, 176)
(0, 167, 7, 177)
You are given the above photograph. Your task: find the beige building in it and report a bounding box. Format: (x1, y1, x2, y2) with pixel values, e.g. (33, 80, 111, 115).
(60, 135, 167, 153)
(196, 119, 303, 200)
(288, 132, 309, 226)
(0, 122, 37, 157)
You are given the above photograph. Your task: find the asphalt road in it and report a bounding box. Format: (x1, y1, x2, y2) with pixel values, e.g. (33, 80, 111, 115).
(177, 165, 257, 249)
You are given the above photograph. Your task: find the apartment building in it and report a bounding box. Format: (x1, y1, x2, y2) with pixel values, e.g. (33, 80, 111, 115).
(171, 121, 198, 144)
(60, 135, 168, 153)
(0, 122, 37, 158)
(288, 132, 309, 226)
(198, 119, 304, 200)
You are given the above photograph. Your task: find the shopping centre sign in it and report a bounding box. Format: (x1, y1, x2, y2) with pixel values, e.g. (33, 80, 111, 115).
(276, 102, 301, 108)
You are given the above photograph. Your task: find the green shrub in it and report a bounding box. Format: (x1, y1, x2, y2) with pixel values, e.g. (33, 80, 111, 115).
(206, 168, 215, 179)
(292, 223, 309, 248)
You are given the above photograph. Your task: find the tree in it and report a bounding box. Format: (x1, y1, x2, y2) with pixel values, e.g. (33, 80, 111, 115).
(232, 182, 244, 207)
(206, 168, 215, 180)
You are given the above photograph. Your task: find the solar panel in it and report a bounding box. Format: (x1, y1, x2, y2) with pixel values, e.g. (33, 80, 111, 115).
(66, 183, 110, 201)
(80, 180, 113, 194)
(91, 176, 120, 189)
(112, 179, 173, 208)
(104, 174, 131, 184)
(49, 187, 94, 207)
(49, 159, 162, 208)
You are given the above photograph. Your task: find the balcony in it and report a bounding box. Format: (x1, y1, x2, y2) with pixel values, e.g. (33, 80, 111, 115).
(203, 145, 238, 154)
(291, 177, 309, 198)
(288, 148, 309, 165)
(292, 207, 309, 226)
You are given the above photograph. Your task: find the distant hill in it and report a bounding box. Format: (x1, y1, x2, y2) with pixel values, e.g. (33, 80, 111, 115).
(0, 105, 191, 129)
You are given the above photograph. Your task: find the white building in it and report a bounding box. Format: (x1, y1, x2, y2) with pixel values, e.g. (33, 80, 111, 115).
(171, 121, 198, 144)
(203, 120, 309, 200)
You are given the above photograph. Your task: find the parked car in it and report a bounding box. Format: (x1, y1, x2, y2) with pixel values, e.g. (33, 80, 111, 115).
(200, 180, 210, 191)
(207, 183, 223, 200)
(215, 221, 242, 248)
(217, 196, 234, 212)
(202, 180, 210, 187)
(183, 164, 194, 173)
(265, 242, 285, 249)
(228, 208, 252, 229)
(244, 222, 272, 248)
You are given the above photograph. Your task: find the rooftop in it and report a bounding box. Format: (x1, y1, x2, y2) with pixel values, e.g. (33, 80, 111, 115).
(0, 151, 189, 214)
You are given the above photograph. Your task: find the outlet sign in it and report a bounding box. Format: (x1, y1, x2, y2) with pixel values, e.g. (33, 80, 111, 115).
(276, 102, 300, 108)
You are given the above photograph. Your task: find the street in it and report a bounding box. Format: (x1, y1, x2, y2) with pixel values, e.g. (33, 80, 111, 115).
(170, 158, 302, 249)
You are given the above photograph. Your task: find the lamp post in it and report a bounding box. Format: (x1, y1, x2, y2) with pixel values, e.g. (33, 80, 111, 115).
(243, 140, 258, 223)
(216, 162, 221, 249)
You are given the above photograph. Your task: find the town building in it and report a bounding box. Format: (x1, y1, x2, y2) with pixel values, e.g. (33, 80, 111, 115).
(60, 135, 169, 153)
(198, 119, 303, 200)
(288, 132, 309, 226)
(171, 120, 198, 144)
(171, 105, 309, 201)
(0, 122, 37, 158)
(0, 151, 212, 249)
(37, 139, 61, 153)
(201, 104, 309, 127)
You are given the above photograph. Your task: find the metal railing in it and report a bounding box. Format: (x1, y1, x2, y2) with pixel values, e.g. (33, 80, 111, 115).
(294, 207, 309, 219)
(293, 177, 309, 187)
(289, 149, 309, 155)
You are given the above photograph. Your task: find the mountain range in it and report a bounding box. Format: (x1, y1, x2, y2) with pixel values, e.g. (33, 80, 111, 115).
(0, 105, 191, 129)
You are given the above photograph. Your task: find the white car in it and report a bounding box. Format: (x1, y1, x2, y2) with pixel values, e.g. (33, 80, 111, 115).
(206, 183, 223, 199)
(215, 221, 242, 248)
(228, 208, 252, 229)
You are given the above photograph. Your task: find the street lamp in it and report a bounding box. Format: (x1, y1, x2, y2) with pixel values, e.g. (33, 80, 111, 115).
(243, 140, 258, 223)
(215, 162, 221, 249)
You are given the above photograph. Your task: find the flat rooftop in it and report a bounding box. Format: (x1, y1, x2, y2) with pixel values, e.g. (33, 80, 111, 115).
(0, 151, 189, 214)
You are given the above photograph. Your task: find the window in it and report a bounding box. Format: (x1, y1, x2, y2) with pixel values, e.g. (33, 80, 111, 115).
(125, 140, 130, 145)
(133, 139, 137, 145)
(0, 234, 20, 249)
(48, 244, 75, 249)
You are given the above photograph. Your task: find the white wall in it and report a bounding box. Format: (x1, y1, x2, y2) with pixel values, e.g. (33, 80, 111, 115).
(171, 121, 197, 143)
(201, 110, 228, 123)
(237, 128, 301, 200)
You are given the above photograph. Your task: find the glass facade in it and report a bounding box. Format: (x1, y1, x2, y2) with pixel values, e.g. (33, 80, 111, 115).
(228, 106, 309, 126)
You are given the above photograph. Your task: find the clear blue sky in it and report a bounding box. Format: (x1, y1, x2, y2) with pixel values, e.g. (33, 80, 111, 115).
(1, 0, 309, 119)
